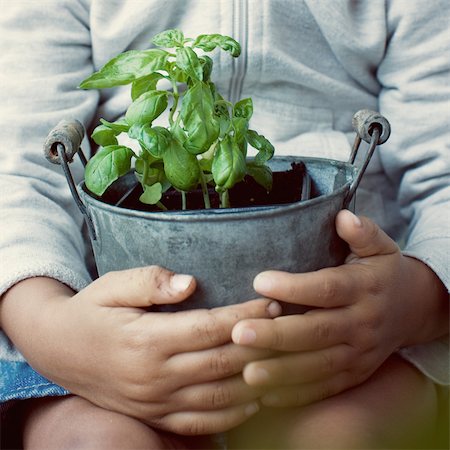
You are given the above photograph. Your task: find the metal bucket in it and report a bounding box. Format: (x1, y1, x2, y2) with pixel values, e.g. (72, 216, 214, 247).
(44, 110, 390, 311)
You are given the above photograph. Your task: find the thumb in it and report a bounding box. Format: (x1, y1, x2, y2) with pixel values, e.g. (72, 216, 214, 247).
(86, 265, 196, 308)
(336, 209, 399, 259)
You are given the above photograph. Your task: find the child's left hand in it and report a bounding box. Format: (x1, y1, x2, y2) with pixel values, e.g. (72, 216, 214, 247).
(232, 210, 449, 407)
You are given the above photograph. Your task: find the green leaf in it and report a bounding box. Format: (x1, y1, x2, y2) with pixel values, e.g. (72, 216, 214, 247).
(79, 49, 169, 89)
(199, 55, 213, 81)
(181, 81, 220, 154)
(167, 61, 187, 83)
(152, 29, 184, 48)
(139, 182, 163, 204)
(85, 145, 134, 196)
(176, 47, 203, 82)
(232, 117, 249, 156)
(125, 90, 168, 126)
(134, 125, 170, 158)
(192, 34, 241, 57)
(171, 123, 187, 144)
(131, 72, 165, 101)
(212, 136, 246, 191)
(100, 118, 130, 133)
(163, 138, 200, 191)
(246, 162, 273, 191)
(233, 98, 253, 120)
(214, 98, 231, 138)
(247, 129, 275, 165)
(91, 124, 118, 147)
(198, 157, 213, 173)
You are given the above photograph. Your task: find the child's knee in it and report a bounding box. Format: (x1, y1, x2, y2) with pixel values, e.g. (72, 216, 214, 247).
(22, 395, 171, 449)
(286, 412, 378, 449)
(286, 356, 440, 449)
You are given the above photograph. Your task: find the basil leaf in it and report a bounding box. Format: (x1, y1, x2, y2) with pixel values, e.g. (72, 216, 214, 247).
(152, 29, 184, 48)
(192, 34, 241, 57)
(214, 98, 231, 138)
(199, 55, 213, 81)
(198, 157, 213, 173)
(181, 81, 220, 154)
(135, 158, 164, 182)
(171, 123, 187, 144)
(85, 145, 134, 196)
(100, 118, 130, 133)
(135, 125, 170, 158)
(167, 61, 187, 83)
(79, 49, 169, 89)
(232, 117, 249, 156)
(163, 138, 200, 191)
(212, 136, 246, 191)
(125, 90, 168, 126)
(131, 72, 165, 101)
(247, 129, 275, 165)
(246, 162, 273, 192)
(91, 124, 118, 147)
(139, 182, 163, 205)
(233, 98, 253, 120)
(176, 47, 203, 82)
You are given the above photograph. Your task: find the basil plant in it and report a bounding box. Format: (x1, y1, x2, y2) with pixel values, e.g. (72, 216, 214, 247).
(80, 29, 274, 209)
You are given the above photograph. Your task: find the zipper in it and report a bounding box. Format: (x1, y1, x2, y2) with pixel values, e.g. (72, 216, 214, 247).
(228, 0, 248, 105)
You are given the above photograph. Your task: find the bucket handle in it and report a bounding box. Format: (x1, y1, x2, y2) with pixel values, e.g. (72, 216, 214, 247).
(344, 109, 391, 207)
(43, 119, 96, 240)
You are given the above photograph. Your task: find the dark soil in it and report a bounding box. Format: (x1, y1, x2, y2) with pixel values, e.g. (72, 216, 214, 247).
(100, 162, 309, 212)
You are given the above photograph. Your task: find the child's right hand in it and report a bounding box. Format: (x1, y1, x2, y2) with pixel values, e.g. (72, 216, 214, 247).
(0, 266, 281, 435)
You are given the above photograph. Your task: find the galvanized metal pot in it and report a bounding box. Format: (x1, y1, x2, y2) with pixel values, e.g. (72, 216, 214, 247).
(44, 110, 390, 311)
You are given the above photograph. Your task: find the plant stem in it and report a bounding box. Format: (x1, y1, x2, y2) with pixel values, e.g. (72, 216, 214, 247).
(168, 78, 179, 127)
(157, 201, 168, 211)
(220, 190, 230, 208)
(141, 158, 149, 187)
(198, 169, 211, 209)
(181, 191, 187, 210)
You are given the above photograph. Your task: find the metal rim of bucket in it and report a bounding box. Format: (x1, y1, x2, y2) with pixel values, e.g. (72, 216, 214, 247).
(78, 156, 356, 223)
(44, 109, 391, 239)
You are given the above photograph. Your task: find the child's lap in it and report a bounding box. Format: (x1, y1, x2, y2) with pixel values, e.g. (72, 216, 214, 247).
(228, 354, 441, 449)
(3, 354, 444, 449)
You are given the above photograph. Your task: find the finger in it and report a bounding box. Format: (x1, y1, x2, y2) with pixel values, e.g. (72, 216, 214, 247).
(167, 343, 274, 385)
(232, 310, 350, 351)
(89, 265, 196, 308)
(260, 371, 356, 408)
(147, 299, 282, 354)
(253, 267, 358, 308)
(154, 401, 260, 435)
(336, 210, 399, 258)
(242, 344, 356, 387)
(170, 374, 265, 411)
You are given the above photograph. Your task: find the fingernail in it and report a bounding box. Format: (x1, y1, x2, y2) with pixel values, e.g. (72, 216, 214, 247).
(252, 367, 270, 384)
(170, 274, 193, 292)
(261, 393, 280, 406)
(254, 272, 272, 293)
(267, 301, 282, 318)
(350, 211, 363, 227)
(234, 327, 257, 345)
(245, 402, 260, 416)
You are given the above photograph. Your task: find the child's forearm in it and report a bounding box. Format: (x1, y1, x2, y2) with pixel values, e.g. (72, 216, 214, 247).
(0, 277, 74, 368)
(400, 256, 449, 348)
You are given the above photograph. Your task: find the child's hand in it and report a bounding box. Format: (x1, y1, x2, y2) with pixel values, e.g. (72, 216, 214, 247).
(1, 266, 281, 435)
(232, 210, 449, 407)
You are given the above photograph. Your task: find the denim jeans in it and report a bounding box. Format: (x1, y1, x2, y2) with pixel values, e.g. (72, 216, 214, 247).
(0, 333, 69, 416)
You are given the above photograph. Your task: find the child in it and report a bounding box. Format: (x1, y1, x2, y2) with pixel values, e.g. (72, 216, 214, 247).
(1, 1, 448, 448)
